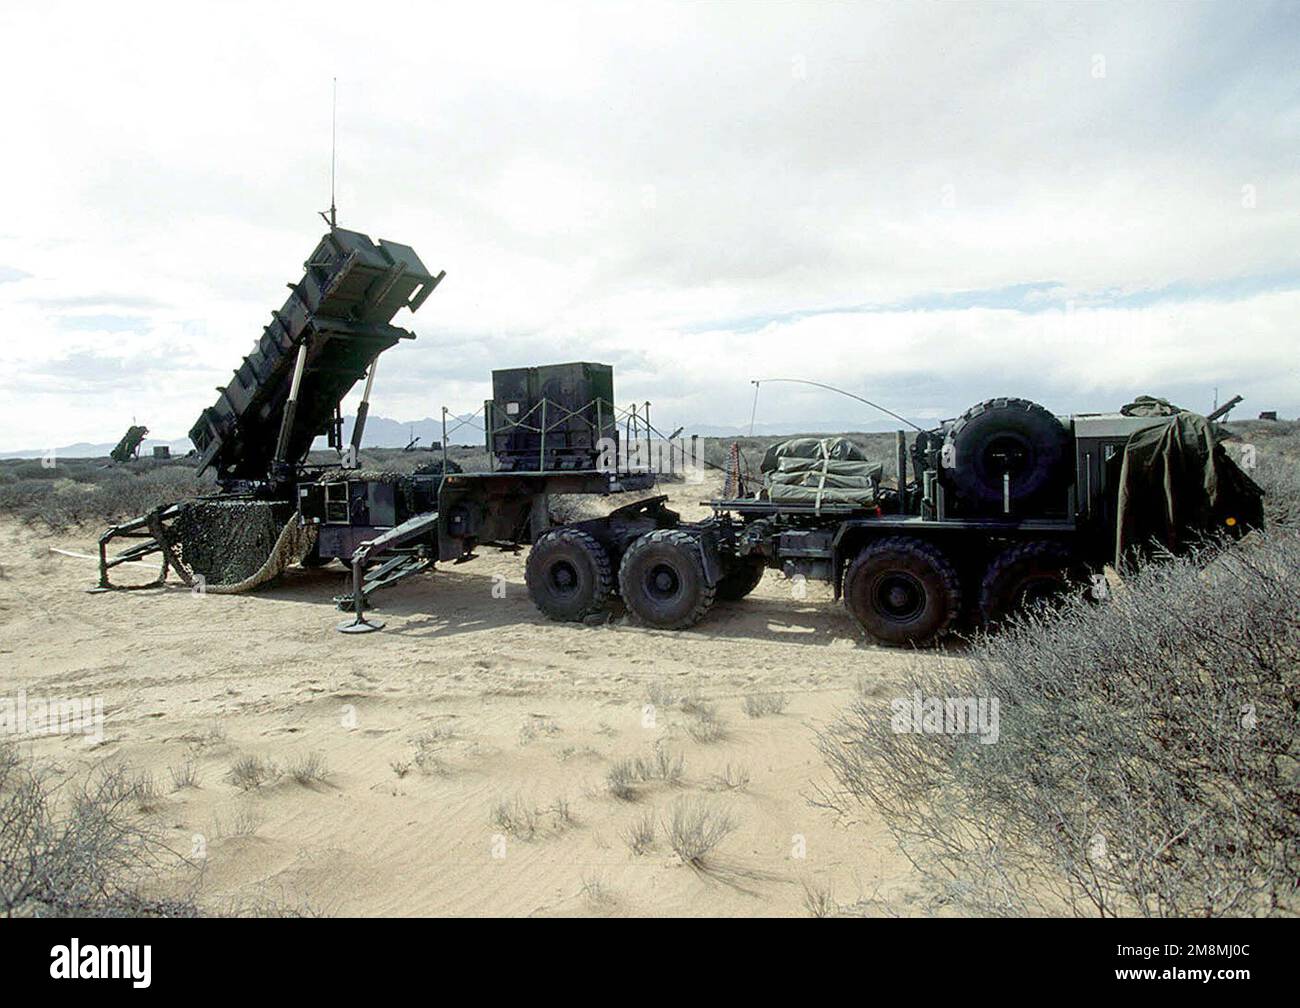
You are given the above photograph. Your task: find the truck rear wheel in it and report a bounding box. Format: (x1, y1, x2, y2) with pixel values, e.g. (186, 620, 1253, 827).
(715, 556, 766, 601)
(844, 536, 961, 646)
(618, 529, 716, 629)
(526, 528, 613, 621)
(979, 540, 1086, 628)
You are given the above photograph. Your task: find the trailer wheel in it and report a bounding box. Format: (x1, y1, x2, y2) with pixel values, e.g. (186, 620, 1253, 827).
(979, 540, 1087, 628)
(944, 397, 1068, 513)
(618, 529, 716, 629)
(844, 537, 961, 646)
(715, 556, 766, 601)
(526, 528, 613, 622)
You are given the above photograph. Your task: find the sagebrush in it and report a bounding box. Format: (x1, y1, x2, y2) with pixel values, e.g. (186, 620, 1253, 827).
(820, 529, 1300, 917)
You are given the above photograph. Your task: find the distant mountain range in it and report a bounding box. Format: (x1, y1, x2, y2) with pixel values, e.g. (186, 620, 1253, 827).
(0, 414, 901, 459)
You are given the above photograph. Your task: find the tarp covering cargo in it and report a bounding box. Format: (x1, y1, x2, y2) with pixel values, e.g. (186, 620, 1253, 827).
(1115, 411, 1264, 567)
(1120, 395, 1184, 418)
(760, 437, 880, 508)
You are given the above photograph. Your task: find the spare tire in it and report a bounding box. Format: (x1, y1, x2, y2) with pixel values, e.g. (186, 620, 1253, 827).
(944, 397, 1068, 513)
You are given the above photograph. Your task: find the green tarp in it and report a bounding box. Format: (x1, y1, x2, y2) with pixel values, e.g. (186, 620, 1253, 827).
(1115, 411, 1264, 567)
(1120, 395, 1184, 418)
(760, 437, 880, 509)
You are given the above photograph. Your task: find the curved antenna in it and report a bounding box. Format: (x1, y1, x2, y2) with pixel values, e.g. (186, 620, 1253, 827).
(749, 377, 926, 433)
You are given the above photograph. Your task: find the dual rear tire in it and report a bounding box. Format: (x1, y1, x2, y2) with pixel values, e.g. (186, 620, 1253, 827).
(978, 540, 1089, 628)
(617, 530, 716, 629)
(842, 535, 1088, 645)
(526, 527, 724, 630)
(525, 528, 614, 622)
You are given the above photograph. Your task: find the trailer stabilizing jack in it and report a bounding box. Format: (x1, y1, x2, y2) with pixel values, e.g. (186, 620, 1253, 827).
(335, 510, 442, 633)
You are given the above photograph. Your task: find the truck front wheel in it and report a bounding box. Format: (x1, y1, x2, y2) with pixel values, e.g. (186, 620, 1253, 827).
(618, 530, 716, 629)
(843, 537, 961, 646)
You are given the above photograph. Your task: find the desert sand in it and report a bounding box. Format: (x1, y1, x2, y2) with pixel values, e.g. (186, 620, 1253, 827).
(0, 478, 948, 917)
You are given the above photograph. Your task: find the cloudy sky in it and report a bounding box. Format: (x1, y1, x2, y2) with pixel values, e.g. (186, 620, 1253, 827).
(1, 0, 1297, 451)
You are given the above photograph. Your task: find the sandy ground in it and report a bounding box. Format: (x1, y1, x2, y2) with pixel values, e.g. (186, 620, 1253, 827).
(0, 479, 950, 917)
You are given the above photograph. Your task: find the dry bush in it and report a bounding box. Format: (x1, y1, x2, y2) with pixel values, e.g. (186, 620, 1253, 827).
(287, 753, 330, 787)
(0, 746, 198, 917)
(1253, 458, 1300, 529)
(545, 796, 574, 827)
(801, 879, 838, 918)
(0, 459, 215, 531)
(548, 495, 604, 523)
(743, 692, 789, 718)
(213, 803, 265, 839)
(227, 755, 280, 792)
(709, 763, 751, 791)
(128, 771, 163, 813)
(679, 696, 717, 719)
(412, 730, 452, 776)
(625, 809, 658, 854)
(168, 761, 199, 791)
(685, 712, 728, 744)
(646, 681, 678, 708)
(490, 796, 539, 840)
(634, 743, 685, 786)
(580, 871, 614, 907)
(518, 716, 560, 745)
(664, 797, 737, 867)
(606, 759, 639, 801)
(680, 696, 729, 742)
(819, 530, 1300, 917)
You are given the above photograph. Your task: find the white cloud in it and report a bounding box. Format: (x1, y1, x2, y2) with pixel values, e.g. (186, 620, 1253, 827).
(0, 1, 1297, 450)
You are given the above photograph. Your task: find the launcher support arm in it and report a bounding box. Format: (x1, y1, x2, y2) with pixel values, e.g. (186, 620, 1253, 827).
(350, 359, 378, 459)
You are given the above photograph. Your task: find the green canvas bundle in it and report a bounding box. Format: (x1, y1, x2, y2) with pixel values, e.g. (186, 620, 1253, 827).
(760, 437, 880, 509)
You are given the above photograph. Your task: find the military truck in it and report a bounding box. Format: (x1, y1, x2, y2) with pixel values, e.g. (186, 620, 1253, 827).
(523, 397, 1264, 646)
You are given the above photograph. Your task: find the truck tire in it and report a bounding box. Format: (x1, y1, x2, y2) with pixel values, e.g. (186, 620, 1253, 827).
(944, 397, 1068, 513)
(843, 536, 961, 646)
(526, 528, 613, 621)
(715, 556, 766, 601)
(618, 529, 716, 629)
(979, 540, 1087, 628)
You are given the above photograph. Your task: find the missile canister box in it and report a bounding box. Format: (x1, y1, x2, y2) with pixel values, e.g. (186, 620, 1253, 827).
(487, 362, 617, 471)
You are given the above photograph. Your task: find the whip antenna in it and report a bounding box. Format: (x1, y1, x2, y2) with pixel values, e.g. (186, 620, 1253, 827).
(750, 377, 926, 433)
(320, 77, 338, 231)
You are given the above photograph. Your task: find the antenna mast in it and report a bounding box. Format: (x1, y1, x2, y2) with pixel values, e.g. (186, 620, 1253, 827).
(320, 77, 338, 231)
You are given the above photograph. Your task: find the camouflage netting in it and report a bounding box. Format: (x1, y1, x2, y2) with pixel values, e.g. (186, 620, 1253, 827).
(760, 437, 881, 508)
(165, 499, 314, 591)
